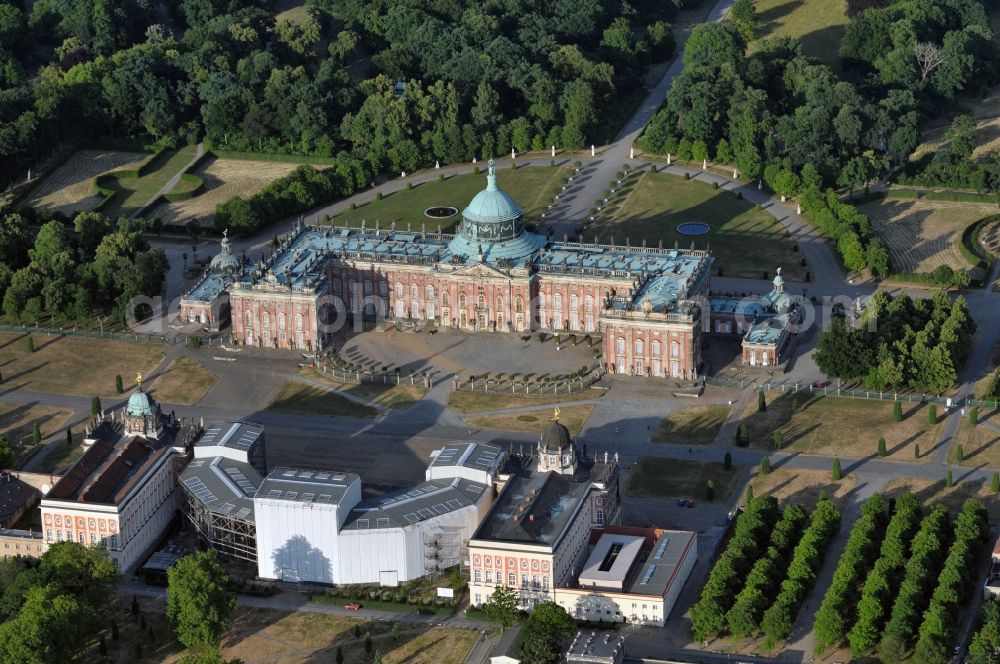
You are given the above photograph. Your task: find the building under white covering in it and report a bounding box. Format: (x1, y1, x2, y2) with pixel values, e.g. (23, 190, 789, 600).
(255, 443, 504, 586)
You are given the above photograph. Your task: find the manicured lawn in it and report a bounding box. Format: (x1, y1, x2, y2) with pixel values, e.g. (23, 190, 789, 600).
(149, 357, 217, 406)
(597, 171, 804, 280)
(627, 457, 741, 502)
(447, 388, 604, 414)
(331, 165, 571, 232)
(304, 368, 425, 408)
(268, 381, 377, 418)
(740, 391, 941, 462)
(466, 405, 594, 436)
(0, 333, 165, 397)
(652, 404, 730, 444)
(752, 0, 849, 69)
(745, 468, 858, 510)
(103, 144, 199, 217)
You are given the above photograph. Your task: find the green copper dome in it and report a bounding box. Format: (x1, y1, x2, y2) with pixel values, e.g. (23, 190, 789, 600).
(210, 233, 241, 274)
(459, 160, 523, 239)
(127, 387, 159, 417)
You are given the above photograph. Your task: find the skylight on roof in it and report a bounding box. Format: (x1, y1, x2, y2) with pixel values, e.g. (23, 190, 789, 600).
(640, 565, 657, 585)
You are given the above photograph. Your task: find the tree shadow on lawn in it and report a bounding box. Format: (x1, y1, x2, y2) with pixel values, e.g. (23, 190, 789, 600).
(756, 0, 805, 29)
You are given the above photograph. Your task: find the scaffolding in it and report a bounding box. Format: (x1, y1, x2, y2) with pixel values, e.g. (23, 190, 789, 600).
(182, 488, 257, 562)
(424, 525, 463, 578)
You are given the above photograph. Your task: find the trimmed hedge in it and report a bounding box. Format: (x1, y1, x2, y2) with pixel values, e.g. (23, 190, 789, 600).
(208, 147, 344, 165)
(846, 494, 922, 657)
(690, 496, 780, 640)
(726, 504, 809, 637)
(760, 498, 841, 646)
(912, 499, 989, 663)
(879, 504, 952, 660)
(813, 493, 888, 651)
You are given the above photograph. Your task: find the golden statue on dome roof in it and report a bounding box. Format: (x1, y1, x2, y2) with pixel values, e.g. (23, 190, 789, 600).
(551, 407, 561, 422)
(136, 373, 143, 387)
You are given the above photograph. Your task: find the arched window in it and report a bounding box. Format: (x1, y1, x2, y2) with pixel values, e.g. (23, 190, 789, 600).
(363, 280, 372, 295)
(570, 295, 579, 311)
(477, 294, 486, 308)
(652, 340, 661, 356)
(496, 296, 503, 312)
(426, 285, 435, 300)
(671, 341, 680, 358)
(458, 293, 466, 308)
(245, 310, 252, 326)
(485, 570, 492, 584)
(521, 574, 528, 587)
(585, 296, 593, 312)
(443, 292, 450, 307)
(508, 571, 516, 586)
(411, 284, 418, 299)
(532, 575, 539, 589)
(277, 313, 285, 329)
(554, 294, 562, 309)
(474, 569, 481, 583)
(542, 576, 549, 590)
(262, 312, 270, 328)
(616, 338, 625, 355)
(515, 296, 523, 313)
(396, 283, 403, 298)
(635, 340, 644, 356)
(379, 281, 387, 296)
(295, 314, 303, 331)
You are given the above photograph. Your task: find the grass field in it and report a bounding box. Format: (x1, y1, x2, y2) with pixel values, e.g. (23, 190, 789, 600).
(0, 403, 74, 468)
(740, 392, 941, 462)
(627, 457, 741, 501)
(0, 333, 165, 397)
(745, 467, 858, 510)
(465, 405, 594, 436)
(102, 145, 199, 217)
(912, 115, 1000, 164)
(950, 410, 1000, 467)
(598, 171, 805, 280)
(148, 357, 217, 406)
(148, 156, 307, 226)
(752, 0, 849, 68)
(87, 597, 477, 664)
(304, 368, 425, 408)
(446, 388, 604, 414)
(332, 165, 572, 232)
(268, 380, 377, 418)
(25, 150, 148, 216)
(860, 198, 995, 273)
(652, 404, 730, 444)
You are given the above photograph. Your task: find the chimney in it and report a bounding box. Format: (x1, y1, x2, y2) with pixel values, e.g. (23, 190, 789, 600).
(529, 515, 534, 522)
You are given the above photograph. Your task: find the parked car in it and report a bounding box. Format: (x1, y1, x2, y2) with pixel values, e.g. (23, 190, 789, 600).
(686, 500, 696, 508)
(677, 498, 688, 507)
(344, 603, 362, 611)
(811, 381, 830, 389)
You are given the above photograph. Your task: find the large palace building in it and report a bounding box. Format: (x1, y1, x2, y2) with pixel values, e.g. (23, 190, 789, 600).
(183, 161, 799, 376)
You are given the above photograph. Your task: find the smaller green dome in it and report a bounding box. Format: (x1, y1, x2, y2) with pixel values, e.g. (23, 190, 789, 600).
(210, 234, 241, 274)
(127, 388, 159, 417)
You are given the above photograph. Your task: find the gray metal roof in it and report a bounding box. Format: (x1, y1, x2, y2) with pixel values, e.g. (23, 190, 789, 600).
(625, 530, 696, 597)
(179, 456, 261, 521)
(430, 442, 503, 470)
(473, 459, 616, 548)
(196, 421, 264, 451)
(342, 477, 487, 530)
(257, 467, 360, 505)
(566, 631, 625, 662)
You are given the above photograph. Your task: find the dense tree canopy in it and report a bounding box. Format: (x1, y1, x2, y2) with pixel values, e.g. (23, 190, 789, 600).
(167, 550, 237, 650)
(814, 291, 975, 392)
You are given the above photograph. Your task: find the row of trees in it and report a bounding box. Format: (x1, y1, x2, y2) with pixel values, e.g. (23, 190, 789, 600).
(813, 493, 888, 651)
(814, 291, 976, 392)
(690, 495, 779, 640)
(0, 212, 168, 325)
(214, 159, 372, 236)
(725, 504, 808, 637)
(912, 499, 989, 664)
(969, 597, 1000, 663)
(759, 498, 842, 646)
(480, 585, 576, 664)
(879, 505, 953, 661)
(846, 494, 922, 657)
